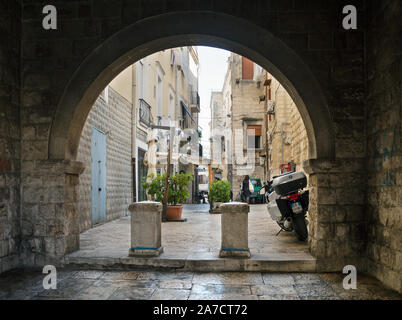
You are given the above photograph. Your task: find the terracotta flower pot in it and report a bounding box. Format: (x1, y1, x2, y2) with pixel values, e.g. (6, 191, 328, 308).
(166, 205, 183, 220)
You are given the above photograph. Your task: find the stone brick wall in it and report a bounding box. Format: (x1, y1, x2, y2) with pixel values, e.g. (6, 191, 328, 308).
(77, 87, 133, 232)
(11, 0, 382, 287)
(267, 77, 309, 178)
(290, 103, 309, 173)
(366, 0, 402, 293)
(0, 0, 21, 273)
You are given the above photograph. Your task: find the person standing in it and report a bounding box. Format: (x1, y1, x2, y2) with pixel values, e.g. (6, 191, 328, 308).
(242, 175, 251, 204)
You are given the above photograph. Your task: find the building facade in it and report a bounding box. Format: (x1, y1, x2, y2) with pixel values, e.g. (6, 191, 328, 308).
(266, 76, 309, 178)
(210, 53, 309, 199)
(76, 47, 200, 231)
(134, 47, 200, 204)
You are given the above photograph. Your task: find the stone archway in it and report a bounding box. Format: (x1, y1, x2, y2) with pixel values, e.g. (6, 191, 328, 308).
(49, 11, 334, 162)
(46, 11, 336, 264)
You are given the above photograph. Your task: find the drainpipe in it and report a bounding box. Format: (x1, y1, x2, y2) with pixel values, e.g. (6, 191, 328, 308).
(265, 71, 269, 180)
(265, 71, 271, 180)
(132, 65, 137, 159)
(281, 122, 290, 164)
(132, 65, 138, 202)
(175, 53, 178, 174)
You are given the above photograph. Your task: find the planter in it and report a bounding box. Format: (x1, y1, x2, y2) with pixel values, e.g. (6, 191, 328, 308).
(166, 205, 183, 220)
(210, 202, 222, 214)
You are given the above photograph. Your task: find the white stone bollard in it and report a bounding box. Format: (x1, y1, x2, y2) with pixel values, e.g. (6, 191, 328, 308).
(219, 202, 251, 258)
(128, 201, 163, 257)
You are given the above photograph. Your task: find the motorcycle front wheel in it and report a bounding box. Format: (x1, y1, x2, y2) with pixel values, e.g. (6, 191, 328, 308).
(293, 215, 308, 241)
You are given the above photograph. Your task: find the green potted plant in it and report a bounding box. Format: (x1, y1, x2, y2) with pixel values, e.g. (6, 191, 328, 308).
(208, 180, 231, 214)
(142, 172, 193, 220)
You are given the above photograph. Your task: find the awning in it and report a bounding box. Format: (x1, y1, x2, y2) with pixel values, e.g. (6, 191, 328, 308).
(181, 101, 195, 123)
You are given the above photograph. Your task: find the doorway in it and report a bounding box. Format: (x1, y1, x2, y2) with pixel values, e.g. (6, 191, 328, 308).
(91, 126, 107, 226)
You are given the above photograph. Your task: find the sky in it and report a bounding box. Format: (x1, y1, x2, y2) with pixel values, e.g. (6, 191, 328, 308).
(197, 46, 231, 158)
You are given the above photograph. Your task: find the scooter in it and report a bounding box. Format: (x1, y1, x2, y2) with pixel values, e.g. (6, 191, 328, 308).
(266, 172, 309, 241)
(262, 181, 273, 203)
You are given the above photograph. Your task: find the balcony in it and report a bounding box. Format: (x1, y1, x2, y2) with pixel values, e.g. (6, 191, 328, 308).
(139, 99, 153, 127)
(190, 91, 200, 113)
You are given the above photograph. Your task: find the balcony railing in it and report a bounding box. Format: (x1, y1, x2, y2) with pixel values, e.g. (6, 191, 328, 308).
(139, 99, 153, 127)
(190, 91, 200, 113)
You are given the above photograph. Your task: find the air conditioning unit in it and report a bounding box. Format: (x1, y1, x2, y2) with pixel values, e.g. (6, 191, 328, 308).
(267, 101, 275, 114)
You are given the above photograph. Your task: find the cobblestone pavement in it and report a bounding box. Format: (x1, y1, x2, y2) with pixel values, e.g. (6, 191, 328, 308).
(70, 204, 312, 260)
(0, 269, 401, 300)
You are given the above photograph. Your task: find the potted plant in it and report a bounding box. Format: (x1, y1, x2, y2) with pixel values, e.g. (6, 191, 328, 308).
(208, 180, 231, 214)
(142, 172, 193, 220)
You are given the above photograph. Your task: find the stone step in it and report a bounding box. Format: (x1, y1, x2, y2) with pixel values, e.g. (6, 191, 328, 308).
(63, 255, 317, 273)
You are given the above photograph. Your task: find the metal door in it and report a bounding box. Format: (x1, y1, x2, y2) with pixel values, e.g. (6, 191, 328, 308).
(91, 127, 107, 226)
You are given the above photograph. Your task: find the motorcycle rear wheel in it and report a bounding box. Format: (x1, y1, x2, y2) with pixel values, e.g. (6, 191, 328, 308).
(293, 215, 308, 241)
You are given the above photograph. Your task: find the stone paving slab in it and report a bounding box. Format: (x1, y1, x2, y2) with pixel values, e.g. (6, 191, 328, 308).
(66, 204, 316, 272)
(0, 269, 401, 300)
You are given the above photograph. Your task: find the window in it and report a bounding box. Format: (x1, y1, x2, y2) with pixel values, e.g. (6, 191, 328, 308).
(247, 125, 261, 149)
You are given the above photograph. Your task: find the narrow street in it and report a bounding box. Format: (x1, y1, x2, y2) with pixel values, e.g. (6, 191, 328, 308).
(69, 204, 311, 262)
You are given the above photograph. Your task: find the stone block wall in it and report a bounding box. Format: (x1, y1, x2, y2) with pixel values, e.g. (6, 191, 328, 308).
(305, 158, 367, 272)
(0, 0, 21, 273)
(290, 102, 309, 172)
(366, 0, 402, 293)
(20, 159, 83, 266)
(77, 87, 133, 232)
(267, 77, 309, 178)
(8, 0, 397, 295)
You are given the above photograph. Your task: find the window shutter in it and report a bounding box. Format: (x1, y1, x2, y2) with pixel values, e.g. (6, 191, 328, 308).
(247, 125, 262, 136)
(242, 57, 254, 80)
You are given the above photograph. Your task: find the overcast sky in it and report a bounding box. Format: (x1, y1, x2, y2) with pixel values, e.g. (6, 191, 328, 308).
(197, 46, 231, 157)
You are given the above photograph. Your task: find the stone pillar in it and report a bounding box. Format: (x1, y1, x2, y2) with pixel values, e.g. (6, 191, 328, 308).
(219, 202, 251, 258)
(64, 161, 86, 254)
(20, 159, 85, 267)
(129, 201, 163, 257)
(304, 158, 366, 272)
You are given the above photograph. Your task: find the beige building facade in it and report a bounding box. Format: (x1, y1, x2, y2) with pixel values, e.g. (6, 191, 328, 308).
(267, 76, 309, 178)
(134, 47, 200, 203)
(210, 53, 309, 200)
(76, 47, 200, 231)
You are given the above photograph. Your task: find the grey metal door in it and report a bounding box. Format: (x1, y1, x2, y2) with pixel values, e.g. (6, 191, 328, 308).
(91, 127, 107, 226)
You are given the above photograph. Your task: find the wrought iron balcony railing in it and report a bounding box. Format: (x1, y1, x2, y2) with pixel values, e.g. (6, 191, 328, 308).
(139, 99, 153, 127)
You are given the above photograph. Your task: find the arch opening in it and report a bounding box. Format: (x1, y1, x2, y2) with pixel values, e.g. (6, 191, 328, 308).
(49, 11, 334, 162)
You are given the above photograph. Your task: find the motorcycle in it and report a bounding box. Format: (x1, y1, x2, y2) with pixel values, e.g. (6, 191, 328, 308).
(262, 181, 273, 203)
(266, 171, 309, 241)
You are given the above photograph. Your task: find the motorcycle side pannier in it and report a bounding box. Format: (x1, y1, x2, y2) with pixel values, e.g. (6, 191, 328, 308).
(272, 172, 307, 196)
